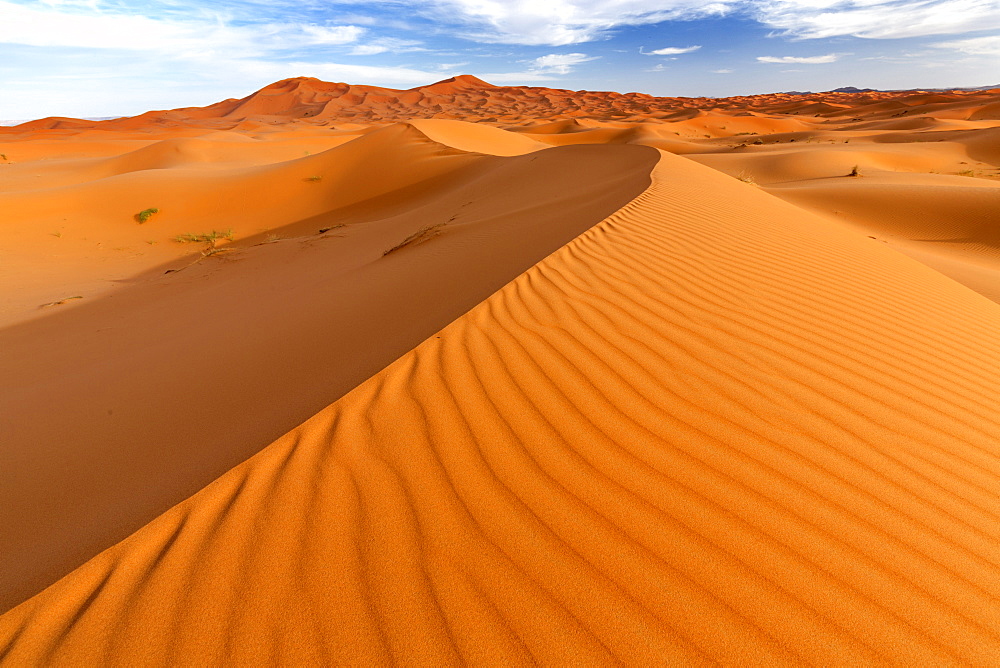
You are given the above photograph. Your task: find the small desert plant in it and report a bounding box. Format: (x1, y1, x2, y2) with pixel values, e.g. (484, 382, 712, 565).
(736, 170, 758, 186)
(958, 169, 975, 177)
(174, 229, 233, 245)
(136, 208, 159, 224)
(848, 164, 861, 177)
(165, 230, 236, 273)
(304, 175, 322, 182)
(51, 231, 62, 238)
(175, 229, 235, 257)
(0, 153, 7, 160)
(383, 223, 445, 256)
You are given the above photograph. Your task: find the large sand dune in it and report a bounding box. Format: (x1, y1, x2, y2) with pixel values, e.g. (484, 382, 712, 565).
(0, 125, 656, 613)
(3, 77, 1000, 664)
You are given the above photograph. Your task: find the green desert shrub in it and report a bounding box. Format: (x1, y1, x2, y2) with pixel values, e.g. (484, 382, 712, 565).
(136, 208, 159, 224)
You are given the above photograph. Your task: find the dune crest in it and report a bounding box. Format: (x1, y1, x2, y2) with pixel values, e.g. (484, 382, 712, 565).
(4, 151, 1000, 664)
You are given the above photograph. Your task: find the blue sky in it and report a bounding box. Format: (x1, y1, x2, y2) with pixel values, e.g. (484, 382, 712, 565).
(2, 0, 999, 119)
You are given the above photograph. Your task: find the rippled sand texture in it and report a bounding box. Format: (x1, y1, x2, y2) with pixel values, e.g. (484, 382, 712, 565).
(5, 152, 1000, 664)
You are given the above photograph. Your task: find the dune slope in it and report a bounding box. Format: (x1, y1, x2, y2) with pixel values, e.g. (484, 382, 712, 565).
(4, 151, 1000, 664)
(769, 177, 1000, 302)
(0, 129, 656, 614)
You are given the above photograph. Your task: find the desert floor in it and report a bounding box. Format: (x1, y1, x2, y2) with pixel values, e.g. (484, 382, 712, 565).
(3, 77, 1000, 664)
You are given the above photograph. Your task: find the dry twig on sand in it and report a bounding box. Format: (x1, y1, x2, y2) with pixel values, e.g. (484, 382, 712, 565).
(39, 295, 83, 308)
(383, 223, 445, 256)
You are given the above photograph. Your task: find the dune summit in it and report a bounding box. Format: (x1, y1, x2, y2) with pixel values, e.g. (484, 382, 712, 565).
(2, 76, 1000, 664)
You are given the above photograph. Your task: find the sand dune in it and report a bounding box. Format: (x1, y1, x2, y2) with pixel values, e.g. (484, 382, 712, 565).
(0, 124, 471, 325)
(4, 77, 1000, 664)
(4, 75, 998, 131)
(5, 148, 1000, 664)
(408, 118, 546, 156)
(769, 177, 1000, 303)
(0, 124, 655, 615)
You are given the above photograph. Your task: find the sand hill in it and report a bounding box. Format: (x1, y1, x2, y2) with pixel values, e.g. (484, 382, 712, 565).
(2, 76, 1000, 664)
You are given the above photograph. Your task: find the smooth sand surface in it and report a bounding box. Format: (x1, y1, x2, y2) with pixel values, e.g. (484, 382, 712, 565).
(3, 77, 1000, 664)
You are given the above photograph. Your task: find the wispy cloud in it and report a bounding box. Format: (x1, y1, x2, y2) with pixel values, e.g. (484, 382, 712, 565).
(347, 37, 424, 56)
(420, 0, 737, 46)
(0, 1, 365, 54)
(0, 0, 463, 118)
(484, 51, 599, 83)
(385, 0, 1000, 45)
(752, 0, 1000, 39)
(530, 52, 598, 74)
(644, 45, 701, 55)
(933, 35, 1000, 56)
(712, 68, 734, 74)
(757, 54, 839, 64)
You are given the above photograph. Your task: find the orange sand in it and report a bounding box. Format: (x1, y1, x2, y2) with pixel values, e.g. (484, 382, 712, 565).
(2, 76, 1000, 664)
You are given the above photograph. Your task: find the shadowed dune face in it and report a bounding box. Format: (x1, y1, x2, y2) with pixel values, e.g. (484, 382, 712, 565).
(4, 77, 1000, 663)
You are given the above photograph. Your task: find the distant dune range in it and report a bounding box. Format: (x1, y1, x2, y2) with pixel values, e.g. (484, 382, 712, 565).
(2, 76, 1000, 663)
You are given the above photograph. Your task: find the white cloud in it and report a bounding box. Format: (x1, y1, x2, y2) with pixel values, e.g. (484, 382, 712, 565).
(37, 0, 100, 8)
(434, 61, 471, 70)
(396, 0, 1000, 45)
(934, 35, 1000, 56)
(712, 68, 734, 73)
(530, 52, 598, 74)
(347, 37, 424, 56)
(757, 53, 839, 63)
(645, 45, 701, 55)
(0, 1, 455, 118)
(752, 0, 1000, 39)
(300, 25, 366, 46)
(425, 0, 737, 45)
(481, 51, 598, 83)
(0, 1, 365, 53)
